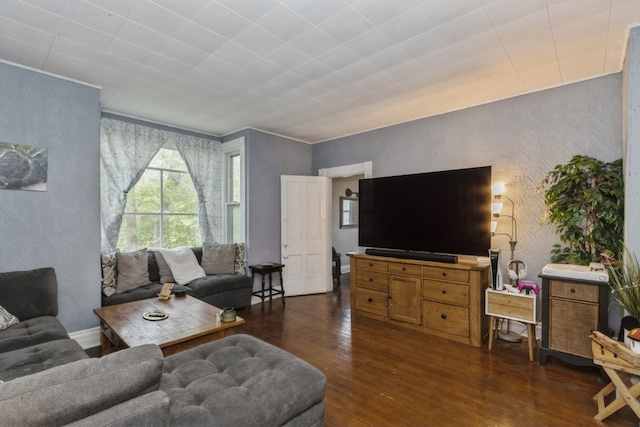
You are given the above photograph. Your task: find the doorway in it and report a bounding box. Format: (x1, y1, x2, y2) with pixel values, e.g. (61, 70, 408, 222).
(319, 162, 373, 280)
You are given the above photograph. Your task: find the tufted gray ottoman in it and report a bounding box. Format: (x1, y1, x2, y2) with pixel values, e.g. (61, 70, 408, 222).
(160, 334, 326, 427)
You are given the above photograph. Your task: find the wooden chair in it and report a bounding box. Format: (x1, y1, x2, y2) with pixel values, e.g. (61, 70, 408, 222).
(332, 247, 341, 287)
(591, 331, 640, 422)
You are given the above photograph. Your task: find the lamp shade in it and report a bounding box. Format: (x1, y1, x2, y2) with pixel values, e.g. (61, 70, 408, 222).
(491, 221, 497, 233)
(492, 182, 505, 196)
(491, 203, 503, 215)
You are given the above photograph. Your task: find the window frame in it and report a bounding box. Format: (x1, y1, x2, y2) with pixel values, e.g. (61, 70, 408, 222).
(222, 136, 246, 244)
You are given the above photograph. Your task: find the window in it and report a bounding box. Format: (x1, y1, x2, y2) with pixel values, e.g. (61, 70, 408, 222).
(222, 137, 245, 244)
(117, 148, 200, 251)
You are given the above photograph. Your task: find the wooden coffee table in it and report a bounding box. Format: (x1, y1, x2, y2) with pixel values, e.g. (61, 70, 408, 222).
(94, 295, 244, 356)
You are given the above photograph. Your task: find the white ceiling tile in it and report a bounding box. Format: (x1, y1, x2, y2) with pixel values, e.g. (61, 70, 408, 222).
(54, 17, 114, 51)
(149, 0, 210, 20)
(352, 0, 425, 26)
(147, 55, 193, 77)
(246, 58, 287, 80)
(83, 0, 138, 18)
(0, 0, 60, 33)
(215, 0, 281, 22)
(493, 7, 551, 43)
(158, 40, 208, 67)
(174, 23, 227, 54)
(265, 44, 312, 70)
(483, 0, 547, 27)
(269, 70, 311, 89)
(317, 7, 374, 44)
(397, 28, 447, 58)
(419, 0, 484, 27)
(289, 27, 340, 58)
(366, 45, 412, 71)
(345, 29, 394, 58)
(214, 40, 259, 69)
(192, 2, 252, 39)
(0, 35, 48, 68)
(283, 0, 349, 25)
(0, 16, 53, 48)
(317, 45, 359, 70)
(127, 0, 189, 37)
(115, 20, 173, 52)
(377, 8, 434, 43)
(106, 38, 157, 65)
(294, 59, 333, 80)
(61, 0, 126, 35)
(21, 0, 66, 14)
(255, 4, 310, 42)
(436, 9, 495, 44)
(233, 24, 283, 57)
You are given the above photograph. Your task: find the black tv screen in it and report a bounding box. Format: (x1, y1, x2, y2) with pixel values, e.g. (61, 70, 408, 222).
(358, 166, 491, 257)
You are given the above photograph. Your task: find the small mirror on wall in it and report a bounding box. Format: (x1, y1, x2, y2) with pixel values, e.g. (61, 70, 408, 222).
(340, 197, 358, 229)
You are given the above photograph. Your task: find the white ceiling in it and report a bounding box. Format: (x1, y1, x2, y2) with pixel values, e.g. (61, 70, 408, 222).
(1, 0, 639, 143)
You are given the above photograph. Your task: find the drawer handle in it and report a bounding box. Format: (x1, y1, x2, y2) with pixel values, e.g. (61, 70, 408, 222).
(402, 267, 406, 271)
(441, 313, 447, 319)
(442, 289, 447, 294)
(369, 263, 374, 267)
(570, 288, 576, 293)
(367, 297, 373, 303)
(369, 278, 373, 282)
(442, 272, 447, 277)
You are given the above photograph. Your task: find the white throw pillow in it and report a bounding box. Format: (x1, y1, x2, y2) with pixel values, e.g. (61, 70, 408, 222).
(0, 306, 19, 331)
(157, 247, 206, 285)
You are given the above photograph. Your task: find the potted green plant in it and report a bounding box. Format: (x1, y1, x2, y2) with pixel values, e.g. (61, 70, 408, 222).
(607, 245, 640, 319)
(538, 155, 624, 264)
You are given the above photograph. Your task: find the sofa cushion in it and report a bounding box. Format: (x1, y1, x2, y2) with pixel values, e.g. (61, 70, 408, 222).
(158, 247, 206, 285)
(0, 267, 58, 320)
(201, 243, 237, 274)
(0, 305, 19, 331)
(116, 249, 151, 293)
(154, 251, 176, 283)
(0, 338, 88, 381)
(160, 334, 326, 427)
(0, 344, 163, 426)
(0, 316, 70, 354)
(185, 274, 252, 300)
(65, 390, 171, 427)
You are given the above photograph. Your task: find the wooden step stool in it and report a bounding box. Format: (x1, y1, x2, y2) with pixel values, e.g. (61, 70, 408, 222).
(591, 331, 640, 422)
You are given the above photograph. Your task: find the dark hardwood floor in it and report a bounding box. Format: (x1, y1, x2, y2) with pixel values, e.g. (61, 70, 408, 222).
(237, 274, 636, 427)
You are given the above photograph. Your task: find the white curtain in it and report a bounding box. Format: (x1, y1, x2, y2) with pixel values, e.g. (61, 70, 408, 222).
(100, 118, 166, 254)
(175, 135, 223, 244)
(100, 117, 223, 254)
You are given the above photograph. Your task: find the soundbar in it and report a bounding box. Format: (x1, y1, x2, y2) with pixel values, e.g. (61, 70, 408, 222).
(365, 248, 458, 264)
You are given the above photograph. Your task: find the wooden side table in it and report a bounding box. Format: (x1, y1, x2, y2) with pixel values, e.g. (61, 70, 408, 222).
(485, 288, 538, 361)
(249, 263, 285, 311)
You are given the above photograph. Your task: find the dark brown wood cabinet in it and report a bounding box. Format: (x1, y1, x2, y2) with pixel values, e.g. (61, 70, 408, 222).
(350, 253, 489, 348)
(539, 274, 609, 366)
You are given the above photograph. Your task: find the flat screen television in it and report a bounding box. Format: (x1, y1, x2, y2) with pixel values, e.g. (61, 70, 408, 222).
(358, 166, 491, 258)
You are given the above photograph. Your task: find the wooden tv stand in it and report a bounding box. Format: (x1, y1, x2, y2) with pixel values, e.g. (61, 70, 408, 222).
(349, 253, 490, 348)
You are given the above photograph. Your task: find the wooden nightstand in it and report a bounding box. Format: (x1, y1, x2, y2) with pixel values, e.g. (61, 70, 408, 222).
(485, 288, 537, 361)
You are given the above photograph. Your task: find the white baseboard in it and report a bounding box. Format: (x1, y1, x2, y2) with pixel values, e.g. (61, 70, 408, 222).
(69, 327, 101, 350)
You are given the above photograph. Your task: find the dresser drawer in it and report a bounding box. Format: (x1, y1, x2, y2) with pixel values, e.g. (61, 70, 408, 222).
(423, 266, 469, 283)
(423, 301, 469, 337)
(389, 262, 421, 276)
(356, 258, 388, 273)
(423, 280, 469, 306)
(550, 280, 599, 303)
(486, 289, 536, 323)
(355, 288, 388, 317)
(356, 270, 389, 291)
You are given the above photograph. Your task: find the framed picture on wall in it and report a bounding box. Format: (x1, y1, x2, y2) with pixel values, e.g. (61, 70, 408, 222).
(0, 142, 48, 191)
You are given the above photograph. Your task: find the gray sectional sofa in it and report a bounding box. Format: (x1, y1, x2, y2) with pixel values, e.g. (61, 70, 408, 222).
(0, 267, 326, 426)
(101, 246, 253, 309)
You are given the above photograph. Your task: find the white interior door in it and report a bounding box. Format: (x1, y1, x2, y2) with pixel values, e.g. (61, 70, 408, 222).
(281, 175, 331, 296)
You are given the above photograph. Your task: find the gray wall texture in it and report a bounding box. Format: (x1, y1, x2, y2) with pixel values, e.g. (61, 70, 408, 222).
(0, 62, 101, 332)
(313, 74, 623, 286)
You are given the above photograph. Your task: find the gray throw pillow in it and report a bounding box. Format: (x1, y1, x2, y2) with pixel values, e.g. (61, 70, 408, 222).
(0, 306, 19, 331)
(201, 243, 237, 274)
(0, 344, 164, 426)
(116, 249, 150, 293)
(154, 251, 176, 284)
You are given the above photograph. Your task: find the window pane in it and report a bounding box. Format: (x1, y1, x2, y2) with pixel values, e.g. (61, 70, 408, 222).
(125, 169, 160, 213)
(117, 214, 160, 252)
(163, 171, 198, 213)
(229, 154, 240, 202)
(163, 215, 200, 248)
(149, 148, 187, 171)
(227, 204, 241, 243)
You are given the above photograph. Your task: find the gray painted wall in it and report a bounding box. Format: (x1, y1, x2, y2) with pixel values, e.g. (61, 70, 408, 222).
(313, 74, 623, 288)
(624, 27, 640, 256)
(225, 129, 312, 289)
(0, 62, 101, 333)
